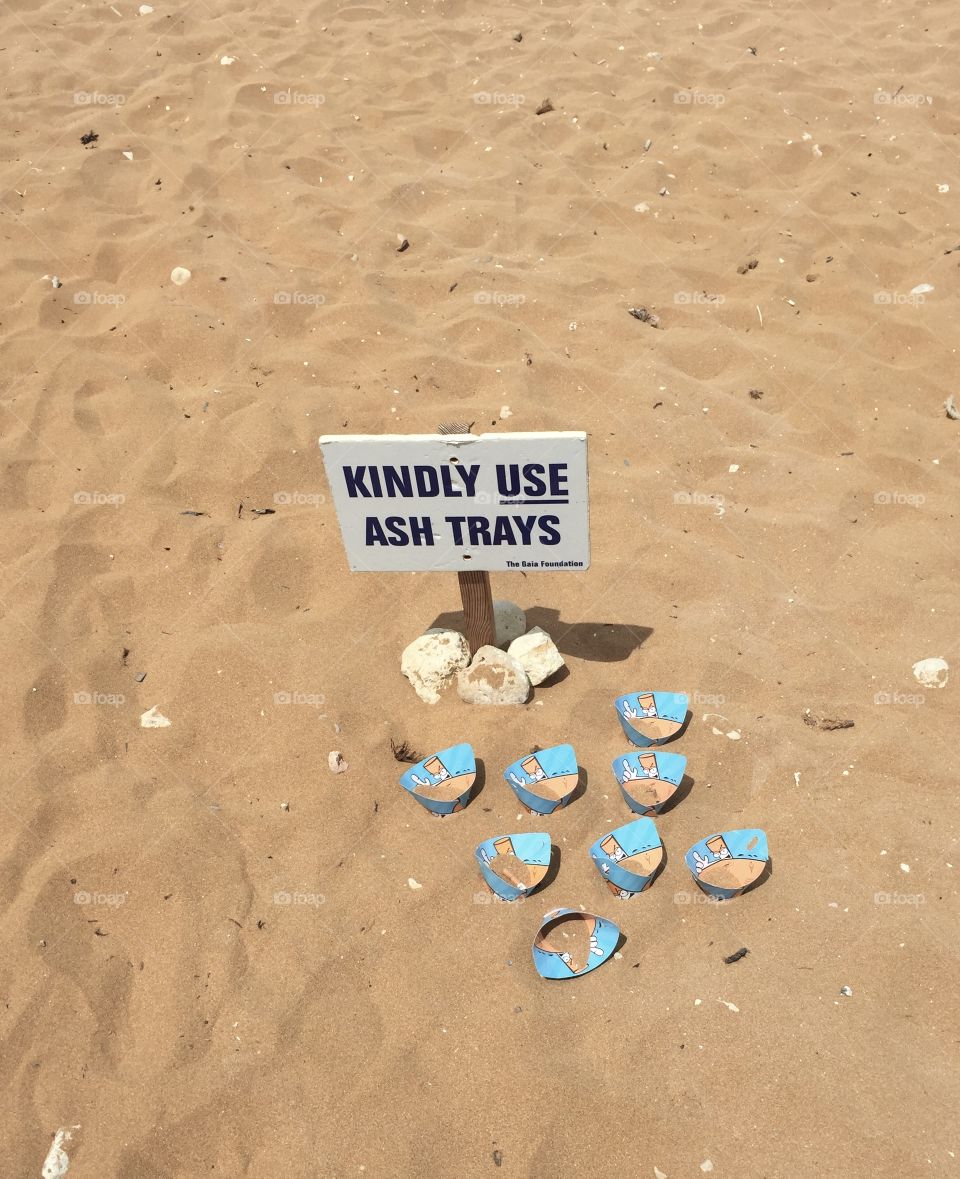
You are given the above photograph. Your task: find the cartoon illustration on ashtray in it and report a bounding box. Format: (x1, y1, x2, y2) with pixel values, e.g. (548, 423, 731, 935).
(503, 744, 579, 815)
(692, 835, 732, 873)
(622, 693, 658, 720)
(613, 751, 687, 815)
(520, 754, 546, 781)
(619, 752, 658, 781)
(600, 833, 627, 863)
(615, 691, 688, 748)
(589, 817, 663, 897)
(399, 744, 476, 817)
(685, 828, 769, 900)
(532, 909, 621, 979)
(475, 832, 551, 901)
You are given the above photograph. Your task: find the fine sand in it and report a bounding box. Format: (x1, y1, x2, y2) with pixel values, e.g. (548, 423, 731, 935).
(2, 0, 959, 1175)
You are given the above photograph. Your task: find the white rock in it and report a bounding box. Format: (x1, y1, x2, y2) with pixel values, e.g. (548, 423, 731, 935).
(122, 150, 134, 160)
(170, 266, 191, 286)
(140, 705, 171, 728)
(407, 878, 422, 890)
(492, 599, 525, 647)
(328, 751, 348, 773)
(457, 646, 530, 705)
(138, 4, 153, 13)
(401, 629, 469, 704)
(42, 1128, 73, 1178)
(507, 626, 565, 686)
(912, 656, 948, 688)
(220, 55, 237, 65)
(911, 282, 934, 295)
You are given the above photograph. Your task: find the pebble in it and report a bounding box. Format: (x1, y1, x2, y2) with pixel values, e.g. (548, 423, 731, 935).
(140, 705, 171, 728)
(912, 656, 948, 688)
(170, 266, 192, 286)
(407, 878, 423, 890)
(840, 985, 853, 997)
(328, 751, 348, 773)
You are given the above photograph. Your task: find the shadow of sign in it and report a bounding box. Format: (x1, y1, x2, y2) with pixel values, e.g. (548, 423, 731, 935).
(428, 606, 652, 663)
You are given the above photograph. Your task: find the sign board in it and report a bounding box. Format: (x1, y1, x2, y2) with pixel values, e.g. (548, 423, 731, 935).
(319, 432, 589, 572)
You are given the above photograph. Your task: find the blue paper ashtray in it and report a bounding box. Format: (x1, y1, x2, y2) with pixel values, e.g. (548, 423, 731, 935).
(475, 832, 552, 901)
(685, 828, 769, 900)
(589, 817, 664, 898)
(532, 908, 621, 979)
(399, 743, 476, 816)
(614, 691, 688, 747)
(503, 744, 579, 815)
(611, 750, 687, 815)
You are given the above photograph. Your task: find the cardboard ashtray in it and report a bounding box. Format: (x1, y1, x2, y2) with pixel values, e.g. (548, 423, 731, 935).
(685, 828, 769, 899)
(475, 832, 551, 901)
(399, 743, 476, 816)
(589, 817, 664, 897)
(615, 691, 688, 747)
(503, 744, 579, 815)
(612, 750, 687, 815)
(532, 908, 621, 979)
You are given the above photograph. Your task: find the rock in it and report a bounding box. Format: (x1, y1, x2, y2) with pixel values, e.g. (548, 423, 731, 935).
(170, 266, 191, 286)
(328, 751, 348, 774)
(401, 629, 469, 703)
(492, 600, 525, 647)
(457, 646, 530, 705)
(912, 656, 948, 688)
(140, 704, 171, 728)
(508, 626, 565, 685)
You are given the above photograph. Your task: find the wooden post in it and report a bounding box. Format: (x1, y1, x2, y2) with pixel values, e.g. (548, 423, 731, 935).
(458, 570, 495, 654)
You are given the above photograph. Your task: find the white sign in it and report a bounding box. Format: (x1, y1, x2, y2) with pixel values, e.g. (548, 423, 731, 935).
(319, 432, 589, 572)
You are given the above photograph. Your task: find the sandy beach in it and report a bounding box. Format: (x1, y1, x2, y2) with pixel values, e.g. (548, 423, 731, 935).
(2, 0, 959, 1174)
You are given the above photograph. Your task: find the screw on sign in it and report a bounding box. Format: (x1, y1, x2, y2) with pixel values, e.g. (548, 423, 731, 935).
(319, 428, 590, 653)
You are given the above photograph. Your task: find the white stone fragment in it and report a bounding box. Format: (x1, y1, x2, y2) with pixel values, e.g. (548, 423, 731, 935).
(328, 751, 348, 774)
(401, 629, 469, 703)
(170, 266, 191, 285)
(140, 705, 171, 728)
(912, 656, 948, 688)
(507, 626, 565, 686)
(457, 645, 530, 705)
